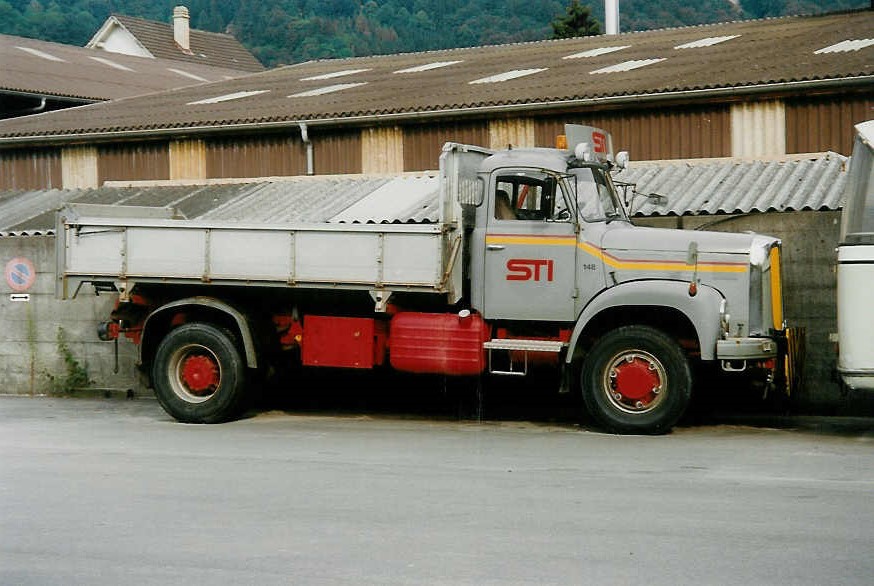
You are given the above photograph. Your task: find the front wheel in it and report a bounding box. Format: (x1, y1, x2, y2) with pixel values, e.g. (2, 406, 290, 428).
(152, 323, 247, 423)
(581, 326, 692, 434)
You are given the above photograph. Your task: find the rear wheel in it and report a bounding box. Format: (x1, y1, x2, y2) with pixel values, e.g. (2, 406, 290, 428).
(581, 325, 692, 434)
(152, 323, 247, 423)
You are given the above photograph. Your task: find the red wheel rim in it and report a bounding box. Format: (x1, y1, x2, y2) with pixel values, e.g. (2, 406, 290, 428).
(180, 354, 220, 395)
(603, 350, 667, 413)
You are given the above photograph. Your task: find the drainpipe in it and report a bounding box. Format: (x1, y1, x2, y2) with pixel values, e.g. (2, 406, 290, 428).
(299, 122, 314, 175)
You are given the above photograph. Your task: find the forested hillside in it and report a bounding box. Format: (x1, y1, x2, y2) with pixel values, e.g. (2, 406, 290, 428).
(0, 0, 867, 67)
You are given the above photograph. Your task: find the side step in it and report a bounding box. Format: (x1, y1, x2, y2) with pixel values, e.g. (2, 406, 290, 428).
(483, 339, 566, 376)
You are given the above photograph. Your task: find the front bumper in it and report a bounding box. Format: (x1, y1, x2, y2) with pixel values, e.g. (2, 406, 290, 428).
(716, 337, 778, 360)
(716, 327, 805, 397)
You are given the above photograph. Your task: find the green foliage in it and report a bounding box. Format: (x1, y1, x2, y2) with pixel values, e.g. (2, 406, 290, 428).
(0, 0, 867, 67)
(47, 327, 91, 395)
(552, 0, 601, 39)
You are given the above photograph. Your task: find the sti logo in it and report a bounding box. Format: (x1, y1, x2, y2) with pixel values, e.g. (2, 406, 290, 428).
(592, 131, 607, 153)
(506, 259, 554, 282)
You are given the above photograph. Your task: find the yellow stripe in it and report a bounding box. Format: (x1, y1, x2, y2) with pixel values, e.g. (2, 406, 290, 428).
(485, 234, 747, 274)
(577, 241, 746, 273)
(486, 235, 576, 246)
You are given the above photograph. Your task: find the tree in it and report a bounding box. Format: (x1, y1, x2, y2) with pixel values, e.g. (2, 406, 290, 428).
(742, 0, 788, 18)
(551, 0, 601, 39)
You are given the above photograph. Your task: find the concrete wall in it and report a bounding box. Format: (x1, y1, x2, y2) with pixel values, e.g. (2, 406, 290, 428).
(1, 237, 140, 396)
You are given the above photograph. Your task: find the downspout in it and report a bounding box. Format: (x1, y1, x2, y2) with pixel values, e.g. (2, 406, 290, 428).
(298, 122, 314, 175)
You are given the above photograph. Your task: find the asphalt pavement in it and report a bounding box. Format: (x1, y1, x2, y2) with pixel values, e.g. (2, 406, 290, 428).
(2, 395, 874, 585)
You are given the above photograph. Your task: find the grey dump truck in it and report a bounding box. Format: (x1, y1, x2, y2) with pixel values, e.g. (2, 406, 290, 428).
(57, 125, 796, 433)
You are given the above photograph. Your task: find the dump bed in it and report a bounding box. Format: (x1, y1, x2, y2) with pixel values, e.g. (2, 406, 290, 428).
(55, 143, 491, 304)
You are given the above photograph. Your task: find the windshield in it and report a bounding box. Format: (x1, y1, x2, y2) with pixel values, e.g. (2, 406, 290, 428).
(573, 167, 626, 223)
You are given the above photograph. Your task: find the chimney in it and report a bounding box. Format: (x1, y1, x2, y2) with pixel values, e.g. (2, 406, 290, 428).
(605, 0, 619, 35)
(173, 6, 190, 52)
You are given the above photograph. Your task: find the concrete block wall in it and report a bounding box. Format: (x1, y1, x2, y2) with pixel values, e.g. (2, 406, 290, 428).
(1, 237, 141, 395)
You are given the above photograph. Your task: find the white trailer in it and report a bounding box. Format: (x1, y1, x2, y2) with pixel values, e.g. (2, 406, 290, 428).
(837, 120, 874, 391)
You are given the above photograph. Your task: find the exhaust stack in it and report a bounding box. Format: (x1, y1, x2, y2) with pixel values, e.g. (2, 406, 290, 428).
(605, 0, 619, 35)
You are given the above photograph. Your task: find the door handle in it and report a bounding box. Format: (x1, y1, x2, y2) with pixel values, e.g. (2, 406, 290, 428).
(487, 244, 506, 251)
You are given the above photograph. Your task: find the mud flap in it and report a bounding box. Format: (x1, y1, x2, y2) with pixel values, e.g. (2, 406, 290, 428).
(777, 326, 806, 397)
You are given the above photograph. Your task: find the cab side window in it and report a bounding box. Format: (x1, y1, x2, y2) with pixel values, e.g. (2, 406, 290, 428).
(493, 174, 562, 221)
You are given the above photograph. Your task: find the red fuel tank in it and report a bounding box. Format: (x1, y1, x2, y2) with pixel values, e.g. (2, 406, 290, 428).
(389, 311, 490, 376)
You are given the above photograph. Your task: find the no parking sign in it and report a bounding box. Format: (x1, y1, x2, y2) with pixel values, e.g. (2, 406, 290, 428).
(5, 257, 36, 292)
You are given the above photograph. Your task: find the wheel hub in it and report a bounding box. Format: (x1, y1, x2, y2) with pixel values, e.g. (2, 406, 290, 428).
(180, 354, 220, 395)
(606, 352, 665, 412)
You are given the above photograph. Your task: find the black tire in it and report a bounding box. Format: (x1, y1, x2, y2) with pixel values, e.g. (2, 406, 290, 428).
(581, 325, 692, 434)
(152, 323, 247, 423)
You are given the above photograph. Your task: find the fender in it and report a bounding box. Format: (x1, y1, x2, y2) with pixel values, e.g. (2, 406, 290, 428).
(141, 297, 258, 368)
(565, 280, 725, 362)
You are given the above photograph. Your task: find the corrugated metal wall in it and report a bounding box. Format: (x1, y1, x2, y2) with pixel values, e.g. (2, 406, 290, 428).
(313, 128, 361, 175)
(534, 106, 731, 160)
(206, 134, 306, 178)
(97, 143, 169, 184)
(0, 148, 61, 190)
(731, 101, 786, 158)
(403, 122, 489, 171)
(361, 126, 403, 174)
(786, 95, 874, 156)
(205, 131, 362, 178)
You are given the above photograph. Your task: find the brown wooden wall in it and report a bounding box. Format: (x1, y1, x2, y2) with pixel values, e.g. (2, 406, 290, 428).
(786, 95, 874, 156)
(0, 148, 61, 190)
(402, 121, 490, 171)
(535, 106, 731, 160)
(97, 142, 169, 184)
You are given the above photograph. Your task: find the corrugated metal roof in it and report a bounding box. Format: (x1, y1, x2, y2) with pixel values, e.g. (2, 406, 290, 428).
(0, 33, 252, 102)
(614, 152, 849, 216)
(0, 153, 849, 237)
(0, 10, 870, 142)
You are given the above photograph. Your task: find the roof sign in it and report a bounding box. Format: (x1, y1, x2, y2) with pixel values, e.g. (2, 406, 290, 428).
(289, 83, 368, 98)
(814, 39, 874, 54)
(563, 46, 630, 59)
(589, 58, 666, 74)
(469, 68, 548, 84)
(301, 69, 371, 81)
(394, 61, 464, 74)
(168, 68, 210, 82)
(674, 35, 740, 49)
(15, 46, 66, 62)
(188, 90, 270, 105)
(89, 56, 135, 72)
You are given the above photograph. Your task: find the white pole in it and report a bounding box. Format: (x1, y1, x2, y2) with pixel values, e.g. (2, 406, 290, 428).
(605, 0, 619, 35)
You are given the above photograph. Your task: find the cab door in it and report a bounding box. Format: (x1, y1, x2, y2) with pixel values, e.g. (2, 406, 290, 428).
(483, 170, 578, 322)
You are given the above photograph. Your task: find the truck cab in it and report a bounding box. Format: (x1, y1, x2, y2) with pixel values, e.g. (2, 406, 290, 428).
(454, 125, 792, 431)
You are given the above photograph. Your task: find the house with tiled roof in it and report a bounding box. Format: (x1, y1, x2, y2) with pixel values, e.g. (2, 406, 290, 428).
(0, 33, 250, 121)
(86, 6, 264, 73)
